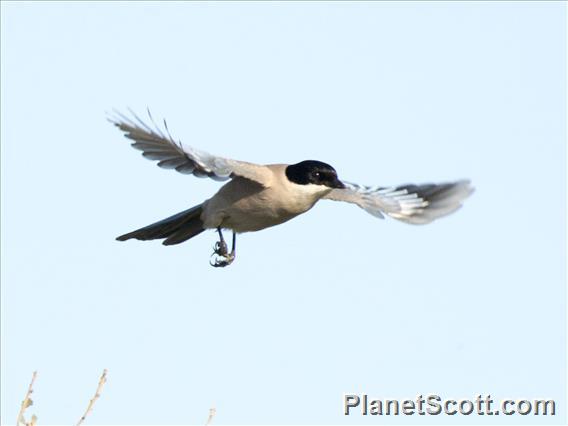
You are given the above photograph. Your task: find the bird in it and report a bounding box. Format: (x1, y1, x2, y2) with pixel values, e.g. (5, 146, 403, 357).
(111, 110, 474, 267)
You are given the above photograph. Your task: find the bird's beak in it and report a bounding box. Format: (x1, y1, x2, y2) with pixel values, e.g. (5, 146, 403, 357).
(331, 179, 345, 189)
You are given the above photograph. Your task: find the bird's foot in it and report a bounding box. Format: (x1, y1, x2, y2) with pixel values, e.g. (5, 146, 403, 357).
(210, 229, 236, 267)
(212, 240, 229, 257)
(210, 252, 235, 268)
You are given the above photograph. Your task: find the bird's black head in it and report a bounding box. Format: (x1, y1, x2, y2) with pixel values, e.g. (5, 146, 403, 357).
(285, 160, 345, 189)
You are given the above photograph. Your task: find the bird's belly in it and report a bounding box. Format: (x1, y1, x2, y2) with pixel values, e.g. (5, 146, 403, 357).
(202, 179, 322, 233)
(221, 199, 305, 233)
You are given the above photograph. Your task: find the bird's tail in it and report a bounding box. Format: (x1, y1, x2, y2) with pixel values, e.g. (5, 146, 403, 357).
(116, 204, 205, 246)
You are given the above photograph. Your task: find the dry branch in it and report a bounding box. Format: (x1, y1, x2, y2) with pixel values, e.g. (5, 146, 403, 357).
(15, 370, 217, 425)
(205, 407, 216, 425)
(75, 369, 108, 426)
(17, 371, 38, 426)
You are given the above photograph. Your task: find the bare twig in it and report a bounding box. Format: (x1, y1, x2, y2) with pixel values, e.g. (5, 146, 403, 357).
(205, 407, 216, 426)
(75, 369, 108, 426)
(17, 371, 37, 426)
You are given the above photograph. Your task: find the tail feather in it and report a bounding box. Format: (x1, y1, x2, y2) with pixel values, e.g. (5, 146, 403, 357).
(117, 204, 205, 245)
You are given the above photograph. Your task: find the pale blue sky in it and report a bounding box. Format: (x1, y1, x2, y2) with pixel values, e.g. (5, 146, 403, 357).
(1, 1, 565, 425)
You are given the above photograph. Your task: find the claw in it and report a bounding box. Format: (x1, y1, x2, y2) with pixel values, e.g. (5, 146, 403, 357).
(213, 240, 228, 256)
(210, 229, 236, 267)
(210, 253, 235, 268)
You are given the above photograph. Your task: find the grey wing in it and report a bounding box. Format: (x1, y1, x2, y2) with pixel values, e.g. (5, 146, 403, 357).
(109, 109, 271, 185)
(324, 180, 474, 224)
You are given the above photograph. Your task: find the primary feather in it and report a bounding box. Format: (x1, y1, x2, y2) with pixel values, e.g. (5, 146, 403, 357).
(109, 109, 271, 185)
(324, 180, 474, 224)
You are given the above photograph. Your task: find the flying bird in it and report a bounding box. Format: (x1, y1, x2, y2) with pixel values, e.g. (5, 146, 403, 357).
(112, 110, 473, 267)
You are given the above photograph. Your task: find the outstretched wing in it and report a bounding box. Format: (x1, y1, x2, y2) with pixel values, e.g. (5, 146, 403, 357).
(109, 109, 271, 185)
(324, 180, 474, 224)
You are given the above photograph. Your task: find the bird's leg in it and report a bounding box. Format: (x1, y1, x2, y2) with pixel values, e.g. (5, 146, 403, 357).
(224, 231, 237, 263)
(230, 231, 236, 258)
(210, 228, 236, 268)
(213, 227, 228, 256)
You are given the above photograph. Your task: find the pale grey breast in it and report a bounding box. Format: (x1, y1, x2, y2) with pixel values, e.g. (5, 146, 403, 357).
(203, 166, 324, 233)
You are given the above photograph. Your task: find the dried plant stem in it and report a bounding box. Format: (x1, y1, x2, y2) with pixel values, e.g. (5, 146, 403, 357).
(17, 371, 37, 426)
(75, 369, 108, 426)
(205, 407, 216, 425)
